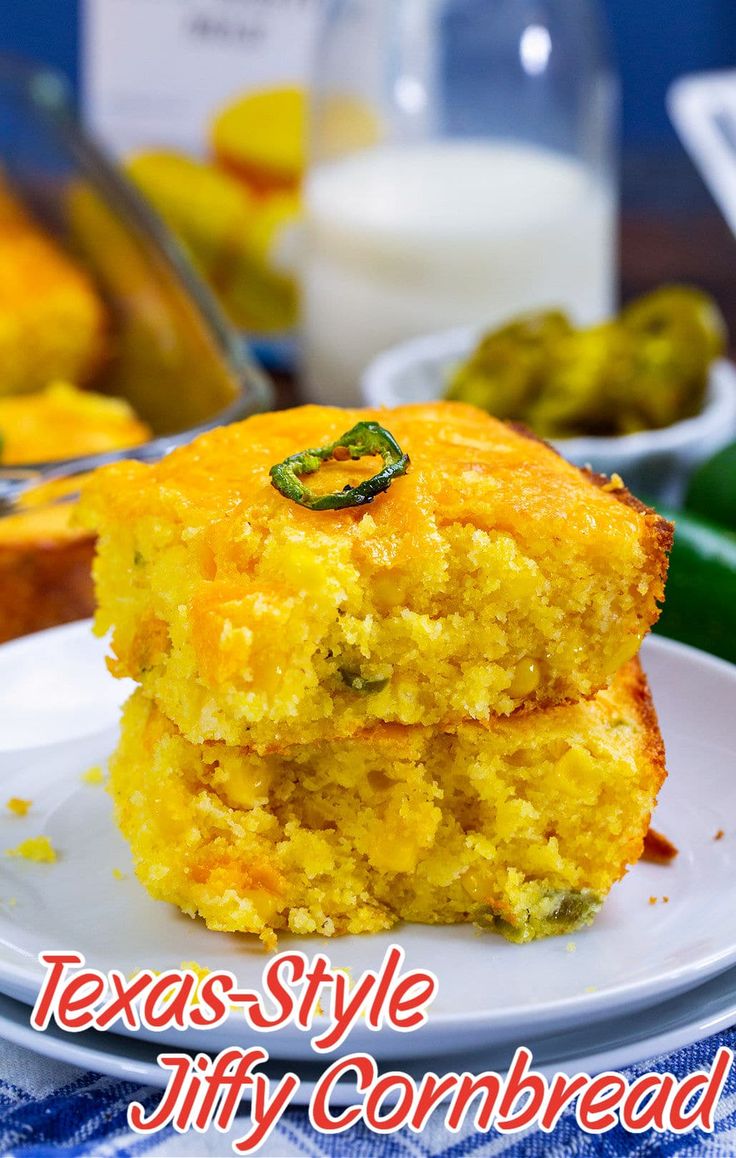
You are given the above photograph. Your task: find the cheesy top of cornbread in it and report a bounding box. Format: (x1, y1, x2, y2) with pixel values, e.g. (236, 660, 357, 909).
(0, 382, 151, 466)
(81, 401, 659, 549)
(80, 402, 671, 743)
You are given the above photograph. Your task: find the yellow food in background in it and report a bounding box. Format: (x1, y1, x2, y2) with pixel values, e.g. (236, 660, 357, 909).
(313, 92, 382, 161)
(127, 89, 381, 334)
(66, 178, 246, 435)
(126, 151, 299, 332)
(109, 661, 665, 948)
(0, 463, 100, 642)
(0, 380, 151, 465)
(210, 86, 381, 186)
(211, 86, 305, 192)
(447, 286, 727, 438)
(0, 382, 151, 644)
(0, 186, 107, 396)
(126, 151, 255, 283)
(216, 191, 299, 333)
(0, 477, 97, 644)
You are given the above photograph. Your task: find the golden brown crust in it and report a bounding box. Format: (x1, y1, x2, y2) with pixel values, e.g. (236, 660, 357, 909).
(223, 658, 670, 790)
(583, 468, 674, 545)
(582, 468, 674, 610)
(0, 536, 95, 643)
(610, 658, 668, 874)
(621, 657, 668, 792)
(0, 384, 150, 467)
(642, 827, 678, 864)
(507, 419, 668, 521)
(507, 421, 673, 637)
(508, 421, 673, 605)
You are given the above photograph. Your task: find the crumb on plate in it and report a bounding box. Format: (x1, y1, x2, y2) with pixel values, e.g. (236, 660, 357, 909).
(5, 835, 57, 863)
(5, 798, 31, 817)
(180, 960, 210, 984)
(642, 827, 678, 864)
(81, 766, 105, 786)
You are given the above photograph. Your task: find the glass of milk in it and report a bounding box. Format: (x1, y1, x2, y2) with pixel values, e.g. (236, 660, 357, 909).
(302, 0, 619, 405)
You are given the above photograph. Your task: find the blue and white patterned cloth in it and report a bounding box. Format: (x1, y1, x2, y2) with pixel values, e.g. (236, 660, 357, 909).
(3, 1029, 736, 1157)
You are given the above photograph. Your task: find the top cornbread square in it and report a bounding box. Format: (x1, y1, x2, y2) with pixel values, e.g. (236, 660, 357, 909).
(80, 402, 671, 750)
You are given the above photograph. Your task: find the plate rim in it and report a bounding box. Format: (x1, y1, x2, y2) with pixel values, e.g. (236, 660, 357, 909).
(1, 961, 735, 1100)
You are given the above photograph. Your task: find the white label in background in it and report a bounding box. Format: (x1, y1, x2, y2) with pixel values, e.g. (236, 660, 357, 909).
(82, 0, 323, 156)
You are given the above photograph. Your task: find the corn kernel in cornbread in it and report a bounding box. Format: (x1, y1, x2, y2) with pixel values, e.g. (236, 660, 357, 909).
(109, 661, 666, 947)
(82, 404, 671, 749)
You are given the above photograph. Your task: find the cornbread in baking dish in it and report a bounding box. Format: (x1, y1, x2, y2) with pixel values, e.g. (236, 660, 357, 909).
(0, 385, 151, 643)
(0, 381, 151, 465)
(80, 403, 672, 750)
(0, 500, 95, 644)
(0, 186, 107, 396)
(108, 661, 666, 949)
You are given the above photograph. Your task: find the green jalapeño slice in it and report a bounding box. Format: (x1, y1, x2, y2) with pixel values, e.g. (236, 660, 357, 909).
(269, 421, 410, 511)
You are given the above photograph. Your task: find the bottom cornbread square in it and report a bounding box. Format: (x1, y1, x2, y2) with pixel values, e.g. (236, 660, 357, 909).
(109, 660, 665, 950)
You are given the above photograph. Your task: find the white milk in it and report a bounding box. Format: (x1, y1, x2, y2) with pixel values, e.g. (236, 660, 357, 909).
(302, 140, 616, 404)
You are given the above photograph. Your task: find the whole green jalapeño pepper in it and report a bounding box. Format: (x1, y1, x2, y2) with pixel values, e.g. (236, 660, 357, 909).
(685, 441, 736, 532)
(652, 505, 736, 665)
(269, 421, 410, 511)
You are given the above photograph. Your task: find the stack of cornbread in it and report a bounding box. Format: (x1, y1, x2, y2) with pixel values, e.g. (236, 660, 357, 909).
(79, 402, 671, 949)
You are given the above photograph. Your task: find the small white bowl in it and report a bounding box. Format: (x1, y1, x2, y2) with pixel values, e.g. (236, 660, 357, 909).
(362, 324, 736, 503)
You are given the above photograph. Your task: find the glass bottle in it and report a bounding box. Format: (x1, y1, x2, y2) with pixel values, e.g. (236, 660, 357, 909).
(301, 0, 619, 404)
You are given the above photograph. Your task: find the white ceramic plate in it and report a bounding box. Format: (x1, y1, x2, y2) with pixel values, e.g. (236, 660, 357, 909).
(2, 960, 736, 1103)
(0, 624, 735, 1062)
(0, 622, 132, 758)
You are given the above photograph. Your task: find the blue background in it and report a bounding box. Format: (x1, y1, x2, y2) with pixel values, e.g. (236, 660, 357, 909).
(1, 0, 735, 147)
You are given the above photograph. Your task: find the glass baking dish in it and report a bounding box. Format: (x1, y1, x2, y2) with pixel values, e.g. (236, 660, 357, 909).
(0, 55, 273, 501)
